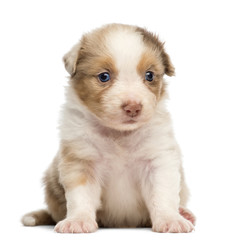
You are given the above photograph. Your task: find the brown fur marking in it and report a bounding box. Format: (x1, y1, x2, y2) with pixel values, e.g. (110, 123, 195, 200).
(137, 52, 165, 100)
(59, 143, 94, 190)
(73, 53, 118, 118)
(136, 27, 175, 76)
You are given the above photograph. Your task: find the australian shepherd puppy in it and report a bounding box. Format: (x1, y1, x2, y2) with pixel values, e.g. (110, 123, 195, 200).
(22, 24, 195, 233)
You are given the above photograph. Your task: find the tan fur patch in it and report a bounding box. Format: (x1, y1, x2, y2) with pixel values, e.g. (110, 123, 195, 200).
(137, 52, 164, 100)
(59, 142, 94, 190)
(72, 51, 118, 118)
(136, 27, 175, 76)
(75, 175, 87, 186)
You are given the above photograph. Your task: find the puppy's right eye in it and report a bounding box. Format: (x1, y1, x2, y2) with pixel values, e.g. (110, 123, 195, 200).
(98, 72, 110, 82)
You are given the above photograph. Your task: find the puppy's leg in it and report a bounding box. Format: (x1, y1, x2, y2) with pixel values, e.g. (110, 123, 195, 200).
(54, 146, 101, 233)
(141, 152, 194, 233)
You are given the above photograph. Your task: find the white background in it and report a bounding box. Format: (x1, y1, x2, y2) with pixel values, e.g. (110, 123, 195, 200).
(0, 0, 226, 239)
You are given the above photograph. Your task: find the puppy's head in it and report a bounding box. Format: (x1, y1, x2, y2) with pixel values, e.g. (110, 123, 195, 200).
(64, 24, 175, 131)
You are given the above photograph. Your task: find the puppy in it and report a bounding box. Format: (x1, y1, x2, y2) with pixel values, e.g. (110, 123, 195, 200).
(22, 24, 196, 233)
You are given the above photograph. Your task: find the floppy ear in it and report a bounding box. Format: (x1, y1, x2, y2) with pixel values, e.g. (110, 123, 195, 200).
(63, 42, 81, 76)
(161, 50, 175, 76)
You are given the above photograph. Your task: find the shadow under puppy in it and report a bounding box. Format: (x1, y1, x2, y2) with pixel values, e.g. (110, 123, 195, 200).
(22, 23, 196, 233)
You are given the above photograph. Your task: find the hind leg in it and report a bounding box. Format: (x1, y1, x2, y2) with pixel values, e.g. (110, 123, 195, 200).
(43, 155, 67, 223)
(45, 187, 66, 223)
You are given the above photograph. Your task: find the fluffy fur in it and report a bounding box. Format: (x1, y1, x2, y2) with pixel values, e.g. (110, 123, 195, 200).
(22, 24, 195, 233)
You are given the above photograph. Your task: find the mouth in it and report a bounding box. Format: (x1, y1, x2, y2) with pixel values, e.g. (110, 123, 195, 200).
(123, 119, 137, 124)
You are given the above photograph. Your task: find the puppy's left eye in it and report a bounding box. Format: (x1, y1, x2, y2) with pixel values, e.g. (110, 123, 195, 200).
(145, 71, 154, 82)
(98, 72, 111, 82)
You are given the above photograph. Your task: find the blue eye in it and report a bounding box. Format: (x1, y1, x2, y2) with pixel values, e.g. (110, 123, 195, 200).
(145, 71, 154, 82)
(98, 72, 110, 82)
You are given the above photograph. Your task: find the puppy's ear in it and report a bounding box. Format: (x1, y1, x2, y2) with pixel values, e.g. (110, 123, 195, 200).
(63, 42, 81, 76)
(161, 50, 175, 76)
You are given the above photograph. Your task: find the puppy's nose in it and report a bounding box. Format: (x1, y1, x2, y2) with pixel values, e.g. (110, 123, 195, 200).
(122, 101, 142, 117)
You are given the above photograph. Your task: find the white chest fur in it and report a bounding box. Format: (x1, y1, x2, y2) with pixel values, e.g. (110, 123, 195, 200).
(86, 128, 152, 227)
(98, 155, 150, 227)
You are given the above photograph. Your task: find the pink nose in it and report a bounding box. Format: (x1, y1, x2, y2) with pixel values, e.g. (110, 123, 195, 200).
(122, 101, 142, 117)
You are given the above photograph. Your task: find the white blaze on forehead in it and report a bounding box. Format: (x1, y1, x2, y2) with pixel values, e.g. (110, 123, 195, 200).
(105, 27, 145, 75)
(103, 26, 150, 107)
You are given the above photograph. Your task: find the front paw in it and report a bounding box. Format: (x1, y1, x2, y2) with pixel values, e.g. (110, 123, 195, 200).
(152, 215, 194, 233)
(54, 217, 98, 233)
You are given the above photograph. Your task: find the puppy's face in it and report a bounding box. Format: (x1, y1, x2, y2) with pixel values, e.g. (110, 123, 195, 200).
(64, 24, 175, 131)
